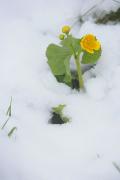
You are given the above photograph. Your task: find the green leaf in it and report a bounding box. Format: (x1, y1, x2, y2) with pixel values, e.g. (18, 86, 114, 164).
(61, 35, 81, 55)
(55, 75, 65, 83)
(46, 36, 81, 87)
(46, 44, 72, 85)
(63, 57, 72, 85)
(52, 104, 66, 115)
(46, 44, 72, 75)
(81, 48, 101, 64)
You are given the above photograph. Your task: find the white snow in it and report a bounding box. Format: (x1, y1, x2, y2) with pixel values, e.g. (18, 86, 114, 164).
(0, 0, 120, 180)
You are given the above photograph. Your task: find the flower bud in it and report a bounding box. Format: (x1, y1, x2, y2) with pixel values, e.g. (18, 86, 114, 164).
(62, 26, 71, 34)
(59, 34, 65, 40)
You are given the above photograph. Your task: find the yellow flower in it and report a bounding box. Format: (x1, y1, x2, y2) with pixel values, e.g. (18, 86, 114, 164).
(62, 26, 71, 34)
(80, 34, 101, 54)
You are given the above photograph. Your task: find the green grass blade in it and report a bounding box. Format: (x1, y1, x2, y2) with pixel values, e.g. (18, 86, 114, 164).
(8, 127, 17, 138)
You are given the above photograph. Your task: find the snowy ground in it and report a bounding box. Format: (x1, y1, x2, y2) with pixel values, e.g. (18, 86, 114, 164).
(0, 0, 120, 180)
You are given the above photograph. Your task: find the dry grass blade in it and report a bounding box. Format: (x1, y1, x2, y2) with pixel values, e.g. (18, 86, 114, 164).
(113, 162, 120, 173)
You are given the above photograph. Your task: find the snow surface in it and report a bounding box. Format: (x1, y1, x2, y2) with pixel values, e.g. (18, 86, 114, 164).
(0, 0, 120, 180)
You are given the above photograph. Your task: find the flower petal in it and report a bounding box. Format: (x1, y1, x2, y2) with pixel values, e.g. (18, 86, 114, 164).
(80, 34, 101, 53)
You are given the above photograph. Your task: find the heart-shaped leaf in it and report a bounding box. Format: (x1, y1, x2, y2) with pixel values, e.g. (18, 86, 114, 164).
(46, 44, 72, 85)
(81, 48, 102, 64)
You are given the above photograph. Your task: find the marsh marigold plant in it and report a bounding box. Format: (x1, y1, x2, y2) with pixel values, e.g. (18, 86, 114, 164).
(46, 26, 102, 90)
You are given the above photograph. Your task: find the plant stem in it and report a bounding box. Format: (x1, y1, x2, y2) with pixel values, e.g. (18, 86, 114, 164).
(75, 55, 84, 89)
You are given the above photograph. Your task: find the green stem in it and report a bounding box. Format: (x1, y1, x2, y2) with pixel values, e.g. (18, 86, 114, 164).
(75, 55, 84, 89)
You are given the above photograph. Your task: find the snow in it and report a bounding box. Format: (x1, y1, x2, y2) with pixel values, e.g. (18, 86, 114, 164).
(0, 0, 120, 180)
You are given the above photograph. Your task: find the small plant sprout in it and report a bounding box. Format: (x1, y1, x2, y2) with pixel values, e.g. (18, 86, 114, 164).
(49, 104, 70, 124)
(46, 25, 102, 90)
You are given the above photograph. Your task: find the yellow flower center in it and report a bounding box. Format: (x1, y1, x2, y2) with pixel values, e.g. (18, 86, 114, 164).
(80, 34, 101, 54)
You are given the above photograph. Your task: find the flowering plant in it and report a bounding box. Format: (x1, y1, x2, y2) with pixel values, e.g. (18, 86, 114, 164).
(46, 26, 101, 90)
